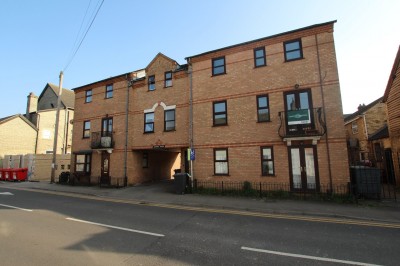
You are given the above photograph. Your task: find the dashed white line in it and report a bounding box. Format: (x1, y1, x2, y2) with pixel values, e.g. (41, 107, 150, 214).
(0, 203, 32, 212)
(66, 217, 165, 237)
(241, 246, 382, 266)
(0, 192, 14, 195)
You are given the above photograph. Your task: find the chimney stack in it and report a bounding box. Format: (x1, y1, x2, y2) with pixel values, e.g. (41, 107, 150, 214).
(26, 92, 38, 119)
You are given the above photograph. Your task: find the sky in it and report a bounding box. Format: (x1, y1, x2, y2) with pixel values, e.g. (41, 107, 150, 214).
(0, 0, 399, 118)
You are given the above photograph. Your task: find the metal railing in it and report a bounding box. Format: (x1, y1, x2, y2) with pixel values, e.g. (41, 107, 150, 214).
(192, 179, 397, 201)
(91, 131, 114, 149)
(278, 108, 326, 138)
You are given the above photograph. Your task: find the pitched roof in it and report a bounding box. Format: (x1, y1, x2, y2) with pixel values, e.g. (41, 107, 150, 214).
(368, 124, 389, 141)
(146, 52, 179, 71)
(383, 45, 400, 102)
(72, 71, 141, 91)
(344, 97, 383, 123)
(38, 83, 75, 109)
(0, 114, 37, 131)
(186, 20, 337, 60)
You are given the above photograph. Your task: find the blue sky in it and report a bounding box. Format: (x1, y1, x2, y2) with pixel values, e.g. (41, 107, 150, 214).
(1, 0, 399, 118)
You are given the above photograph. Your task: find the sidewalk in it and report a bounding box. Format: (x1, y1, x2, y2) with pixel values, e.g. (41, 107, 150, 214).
(1, 180, 400, 224)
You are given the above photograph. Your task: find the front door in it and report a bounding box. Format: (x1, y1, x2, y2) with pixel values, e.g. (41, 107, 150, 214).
(289, 146, 319, 191)
(284, 89, 314, 135)
(384, 149, 396, 185)
(100, 152, 110, 185)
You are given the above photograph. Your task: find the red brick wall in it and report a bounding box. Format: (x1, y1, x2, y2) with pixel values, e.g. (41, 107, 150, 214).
(190, 25, 349, 186)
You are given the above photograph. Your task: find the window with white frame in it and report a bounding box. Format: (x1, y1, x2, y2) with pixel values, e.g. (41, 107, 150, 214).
(261, 147, 274, 176)
(214, 148, 228, 175)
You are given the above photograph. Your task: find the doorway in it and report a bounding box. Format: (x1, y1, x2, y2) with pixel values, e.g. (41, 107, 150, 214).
(288, 145, 320, 191)
(100, 152, 110, 185)
(384, 149, 396, 185)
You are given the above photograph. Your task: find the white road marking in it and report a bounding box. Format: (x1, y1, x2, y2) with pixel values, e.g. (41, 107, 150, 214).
(66, 217, 165, 237)
(241, 246, 382, 266)
(0, 203, 32, 212)
(0, 192, 14, 195)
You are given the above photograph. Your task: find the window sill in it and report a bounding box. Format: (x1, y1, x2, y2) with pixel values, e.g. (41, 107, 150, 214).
(262, 174, 276, 177)
(257, 120, 271, 123)
(164, 129, 176, 132)
(212, 124, 228, 127)
(211, 72, 226, 77)
(143, 131, 154, 134)
(284, 57, 304, 63)
(213, 174, 230, 176)
(254, 64, 267, 69)
(164, 86, 172, 89)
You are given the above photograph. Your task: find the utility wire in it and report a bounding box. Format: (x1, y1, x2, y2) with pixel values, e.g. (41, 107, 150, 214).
(66, 0, 93, 64)
(64, 0, 105, 72)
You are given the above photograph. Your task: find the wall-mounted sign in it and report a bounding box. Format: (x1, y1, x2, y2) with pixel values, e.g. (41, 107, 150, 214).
(187, 148, 195, 161)
(287, 109, 311, 125)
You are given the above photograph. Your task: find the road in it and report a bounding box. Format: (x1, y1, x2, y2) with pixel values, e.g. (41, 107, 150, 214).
(0, 186, 399, 265)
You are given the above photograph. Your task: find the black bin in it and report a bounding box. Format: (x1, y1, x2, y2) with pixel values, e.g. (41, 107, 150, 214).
(174, 173, 190, 194)
(350, 166, 381, 199)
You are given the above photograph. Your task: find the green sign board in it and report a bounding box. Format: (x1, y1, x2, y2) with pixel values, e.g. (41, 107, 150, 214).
(287, 109, 311, 125)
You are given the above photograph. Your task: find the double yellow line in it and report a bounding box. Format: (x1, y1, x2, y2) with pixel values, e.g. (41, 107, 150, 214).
(5, 186, 400, 229)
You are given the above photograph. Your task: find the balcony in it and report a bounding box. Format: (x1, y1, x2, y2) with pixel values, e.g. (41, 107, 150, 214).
(91, 131, 114, 149)
(278, 108, 326, 139)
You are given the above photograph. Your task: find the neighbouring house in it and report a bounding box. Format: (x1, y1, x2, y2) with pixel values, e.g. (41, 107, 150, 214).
(367, 124, 395, 184)
(26, 83, 75, 155)
(344, 97, 387, 166)
(0, 114, 37, 163)
(383, 45, 400, 185)
(0, 83, 74, 180)
(71, 21, 349, 192)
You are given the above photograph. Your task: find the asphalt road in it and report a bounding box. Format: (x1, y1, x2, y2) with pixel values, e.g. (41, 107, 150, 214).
(0, 187, 399, 266)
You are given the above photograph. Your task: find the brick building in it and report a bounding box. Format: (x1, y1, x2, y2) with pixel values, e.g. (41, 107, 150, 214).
(344, 97, 387, 165)
(383, 45, 400, 185)
(71, 21, 349, 191)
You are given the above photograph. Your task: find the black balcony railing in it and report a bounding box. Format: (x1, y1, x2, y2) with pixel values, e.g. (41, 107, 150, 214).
(91, 131, 114, 149)
(278, 107, 326, 138)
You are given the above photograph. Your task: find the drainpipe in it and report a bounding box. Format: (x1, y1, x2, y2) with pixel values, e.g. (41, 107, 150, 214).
(65, 109, 70, 154)
(123, 73, 131, 187)
(363, 114, 368, 138)
(62, 107, 68, 154)
(188, 59, 194, 183)
(315, 34, 333, 193)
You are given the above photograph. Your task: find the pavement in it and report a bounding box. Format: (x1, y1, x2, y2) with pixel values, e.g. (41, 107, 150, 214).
(1, 180, 400, 224)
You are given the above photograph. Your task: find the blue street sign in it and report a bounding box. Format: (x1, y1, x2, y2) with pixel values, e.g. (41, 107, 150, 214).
(190, 149, 195, 161)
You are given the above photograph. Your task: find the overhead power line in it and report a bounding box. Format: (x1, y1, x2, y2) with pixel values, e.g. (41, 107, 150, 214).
(67, 0, 93, 63)
(64, 0, 105, 72)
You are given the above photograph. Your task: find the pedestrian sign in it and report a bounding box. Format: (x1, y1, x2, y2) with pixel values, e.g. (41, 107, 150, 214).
(187, 148, 195, 161)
